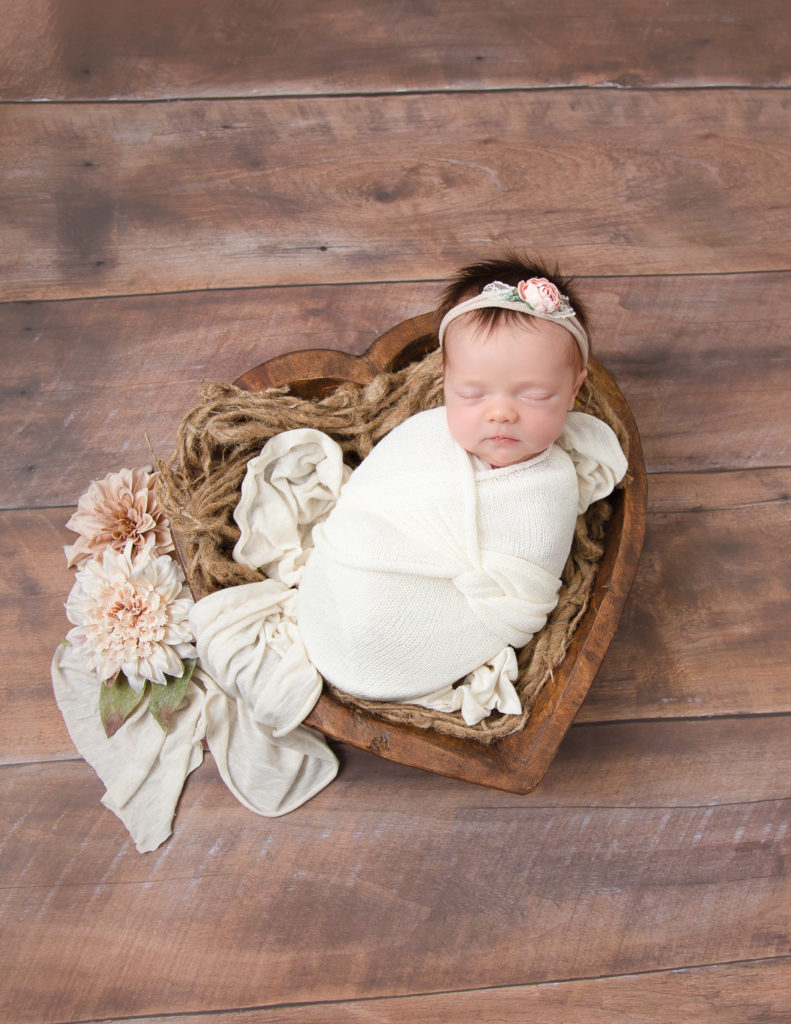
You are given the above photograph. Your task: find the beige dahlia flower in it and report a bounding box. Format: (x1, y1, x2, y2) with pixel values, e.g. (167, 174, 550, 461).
(64, 468, 173, 568)
(65, 543, 196, 692)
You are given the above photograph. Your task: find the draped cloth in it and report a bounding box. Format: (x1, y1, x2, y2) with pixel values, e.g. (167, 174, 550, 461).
(51, 642, 206, 853)
(190, 579, 339, 817)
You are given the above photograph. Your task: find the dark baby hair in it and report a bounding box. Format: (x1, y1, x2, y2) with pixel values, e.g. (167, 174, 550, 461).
(438, 252, 591, 370)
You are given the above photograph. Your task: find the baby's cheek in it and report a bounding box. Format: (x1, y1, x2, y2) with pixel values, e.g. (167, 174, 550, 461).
(445, 404, 466, 442)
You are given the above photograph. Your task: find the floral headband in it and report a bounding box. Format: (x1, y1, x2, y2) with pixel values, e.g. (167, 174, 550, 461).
(438, 278, 589, 366)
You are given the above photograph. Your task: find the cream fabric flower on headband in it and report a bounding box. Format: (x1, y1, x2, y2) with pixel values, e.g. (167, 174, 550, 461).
(481, 279, 570, 316)
(517, 278, 562, 313)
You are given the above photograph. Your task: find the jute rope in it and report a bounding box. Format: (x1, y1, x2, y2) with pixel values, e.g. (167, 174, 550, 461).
(158, 346, 627, 745)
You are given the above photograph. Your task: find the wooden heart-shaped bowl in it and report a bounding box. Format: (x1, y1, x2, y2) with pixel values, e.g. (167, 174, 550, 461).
(230, 311, 647, 794)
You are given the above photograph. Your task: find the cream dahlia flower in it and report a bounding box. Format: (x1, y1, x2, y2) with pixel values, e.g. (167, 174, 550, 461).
(65, 543, 197, 692)
(64, 468, 173, 568)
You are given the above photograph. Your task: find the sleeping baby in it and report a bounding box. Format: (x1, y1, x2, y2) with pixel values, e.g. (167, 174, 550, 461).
(190, 254, 628, 815)
(296, 255, 627, 723)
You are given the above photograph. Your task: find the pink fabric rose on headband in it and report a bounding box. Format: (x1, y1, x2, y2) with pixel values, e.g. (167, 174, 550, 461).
(517, 278, 561, 314)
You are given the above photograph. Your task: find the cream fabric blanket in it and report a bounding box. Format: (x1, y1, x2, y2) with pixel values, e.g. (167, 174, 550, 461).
(51, 642, 206, 853)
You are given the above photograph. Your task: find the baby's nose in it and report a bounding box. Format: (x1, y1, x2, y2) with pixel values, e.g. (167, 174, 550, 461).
(488, 398, 518, 422)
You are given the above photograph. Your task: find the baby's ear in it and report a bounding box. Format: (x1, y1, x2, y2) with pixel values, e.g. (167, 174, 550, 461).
(569, 367, 588, 409)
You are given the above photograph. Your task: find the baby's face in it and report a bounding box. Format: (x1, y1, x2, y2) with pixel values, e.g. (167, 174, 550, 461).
(442, 315, 587, 468)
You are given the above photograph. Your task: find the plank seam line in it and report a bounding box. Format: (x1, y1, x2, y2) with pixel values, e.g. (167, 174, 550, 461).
(2, 83, 790, 107)
(51, 953, 791, 1024)
(652, 464, 791, 480)
(3, 715, 791, 772)
(2, 503, 79, 513)
(467, 796, 791, 812)
(2, 268, 791, 309)
(650, 494, 791, 512)
(571, 710, 791, 728)
(4, 708, 791, 772)
(2, 775, 788, 815)
(3, 765, 790, 814)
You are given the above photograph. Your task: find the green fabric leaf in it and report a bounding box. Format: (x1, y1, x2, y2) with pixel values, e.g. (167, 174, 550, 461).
(99, 671, 146, 738)
(148, 658, 197, 733)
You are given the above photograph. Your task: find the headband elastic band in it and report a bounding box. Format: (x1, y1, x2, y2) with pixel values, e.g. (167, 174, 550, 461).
(438, 279, 589, 366)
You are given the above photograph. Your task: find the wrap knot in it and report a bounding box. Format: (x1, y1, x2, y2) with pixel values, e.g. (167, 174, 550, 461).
(452, 563, 522, 643)
(452, 553, 559, 648)
(453, 566, 505, 603)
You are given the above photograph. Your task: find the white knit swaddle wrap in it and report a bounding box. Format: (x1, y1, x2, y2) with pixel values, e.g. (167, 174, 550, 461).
(299, 407, 584, 701)
(183, 406, 625, 817)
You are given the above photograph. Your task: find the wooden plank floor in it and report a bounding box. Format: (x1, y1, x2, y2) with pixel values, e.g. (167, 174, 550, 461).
(1, 2, 790, 1020)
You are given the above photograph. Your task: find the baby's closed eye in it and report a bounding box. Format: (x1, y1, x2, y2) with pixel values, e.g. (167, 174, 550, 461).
(519, 389, 554, 402)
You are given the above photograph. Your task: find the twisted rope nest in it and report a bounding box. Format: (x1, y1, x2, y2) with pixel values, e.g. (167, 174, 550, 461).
(158, 345, 629, 745)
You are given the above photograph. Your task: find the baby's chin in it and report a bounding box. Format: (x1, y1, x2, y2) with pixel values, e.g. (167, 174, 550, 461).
(473, 444, 548, 469)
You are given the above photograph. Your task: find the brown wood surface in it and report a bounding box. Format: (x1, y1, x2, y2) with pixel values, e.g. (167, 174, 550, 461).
(84, 958, 791, 1024)
(2, 720, 789, 1023)
(2, 0, 789, 101)
(2, 90, 791, 302)
(2, 0, 790, 1020)
(3, 271, 790, 510)
(578, 467, 791, 721)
